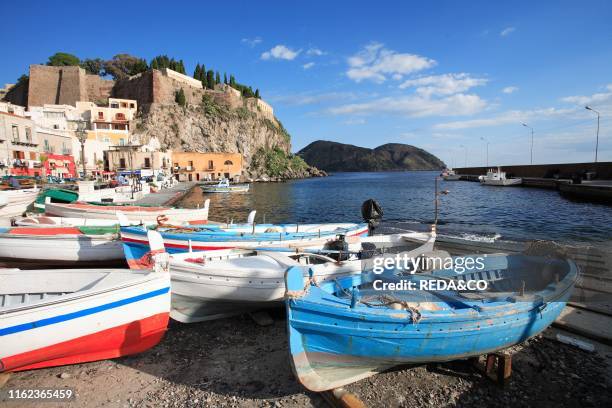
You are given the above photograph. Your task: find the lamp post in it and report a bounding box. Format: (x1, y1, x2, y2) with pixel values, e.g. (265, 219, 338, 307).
(585, 106, 600, 163)
(75, 120, 87, 179)
(480, 137, 489, 167)
(521, 123, 534, 165)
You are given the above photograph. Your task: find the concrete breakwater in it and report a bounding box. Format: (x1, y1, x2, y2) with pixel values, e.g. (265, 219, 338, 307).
(455, 161, 612, 180)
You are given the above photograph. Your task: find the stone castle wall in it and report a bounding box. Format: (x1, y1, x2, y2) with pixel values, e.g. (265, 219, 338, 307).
(4, 66, 273, 122)
(26, 65, 114, 108)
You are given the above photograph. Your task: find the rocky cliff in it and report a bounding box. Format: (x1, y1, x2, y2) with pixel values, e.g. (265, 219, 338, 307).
(298, 140, 445, 172)
(132, 101, 324, 179)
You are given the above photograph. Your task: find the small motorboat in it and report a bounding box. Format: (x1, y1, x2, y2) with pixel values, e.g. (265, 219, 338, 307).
(0, 266, 170, 372)
(479, 167, 522, 186)
(202, 179, 250, 193)
(44, 200, 210, 224)
(441, 168, 461, 181)
(126, 229, 436, 322)
(0, 187, 39, 218)
(0, 225, 124, 267)
(285, 252, 578, 391)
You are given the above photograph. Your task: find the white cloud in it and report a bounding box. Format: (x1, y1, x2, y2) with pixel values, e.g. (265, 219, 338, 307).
(302, 62, 315, 70)
(561, 84, 612, 106)
(399, 73, 488, 96)
(307, 48, 325, 56)
(241, 37, 262, 47)
(329, 93, 486, 117)
(502, 86, 519, 94)
(346, 42, 436, 83)
(268, 91, 357, 106)
(343, 118, 366, 125)
(500, 27, 516, 37)
(433, 107, 577, 130)
(261, 45, 301, 61)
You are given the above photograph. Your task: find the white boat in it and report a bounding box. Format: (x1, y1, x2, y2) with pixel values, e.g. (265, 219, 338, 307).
(441, 168, 461, 181)
(137, 229, 435, 323)
(202, 179, 250, 193)
(0, 225, 124, 267)
(0, 267, 170, 372)
(0, 187, 39, 219)
(44, 200, 210, 224)
(479, 167, 522, 186)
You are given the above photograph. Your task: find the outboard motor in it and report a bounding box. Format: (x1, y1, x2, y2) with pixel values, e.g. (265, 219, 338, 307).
(324, 234, 350, 262)
(361, 199, 383, 234)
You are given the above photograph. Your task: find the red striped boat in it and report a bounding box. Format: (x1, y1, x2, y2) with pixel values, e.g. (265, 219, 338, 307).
(0, 266, 171, 372)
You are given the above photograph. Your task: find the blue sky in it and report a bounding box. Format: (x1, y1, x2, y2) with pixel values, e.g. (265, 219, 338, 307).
(2, 0, 612, 165)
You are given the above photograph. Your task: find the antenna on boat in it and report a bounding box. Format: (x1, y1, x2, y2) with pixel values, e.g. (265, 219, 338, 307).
(247, 210, 256, 225)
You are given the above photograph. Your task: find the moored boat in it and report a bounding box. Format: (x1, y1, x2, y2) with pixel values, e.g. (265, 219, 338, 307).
(284, 252, 578, 391)
(0, 187, 39, 219)
(0, 225, 124, 267)
(44, 200, 210, 224)
(202, 179, 250, 193)
(126, 229, 436, 322)
(0, 267, 170, 372)
(441, 168, 461, 181)
(479, 167, 522, 186)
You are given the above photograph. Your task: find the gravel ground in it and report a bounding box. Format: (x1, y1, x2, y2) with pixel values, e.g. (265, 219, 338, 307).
(3, 308, 611, 408)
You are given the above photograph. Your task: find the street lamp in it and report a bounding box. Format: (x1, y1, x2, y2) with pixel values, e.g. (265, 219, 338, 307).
(585, 106, 600, 163)
(521, 123, 534, 165)
(480, 137, 489, 167)
(75, 120, 87, 179)
(459, 145, 467, 167)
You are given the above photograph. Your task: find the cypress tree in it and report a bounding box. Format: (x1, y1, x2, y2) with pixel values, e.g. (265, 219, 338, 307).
(255, 88, 260, 99)
(193, 63, 201, 79)
(215, 71, 221, 84)
(223, 73, 228, 84)
(229, 75, 236, 87)
(179, 60, 185, 74)
(206, 70, 215, 89)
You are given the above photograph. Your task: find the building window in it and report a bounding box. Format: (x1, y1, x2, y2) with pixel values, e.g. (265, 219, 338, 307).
(144, 157, 151, 168)
(208, 160, 214, 169)
(98, 111, 104, 119)
(110, 103, 119, 108)
(25, 127, 32, 142)
(119, 138, 125, 146)
(129, 103, 135, 108)
(188, 160, 194, 167)
(44, 139, 50, 152)
(11, 125, 19, 142)
(119, 158, 126, 169)
(224, 160, 233, 165)
(115, 113, 126, 120)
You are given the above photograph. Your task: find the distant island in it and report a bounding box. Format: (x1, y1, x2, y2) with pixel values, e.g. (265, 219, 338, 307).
(298, 140, 445, 172)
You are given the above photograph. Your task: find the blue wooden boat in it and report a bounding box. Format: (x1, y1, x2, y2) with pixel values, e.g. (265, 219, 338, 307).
(121, 223, 369, 268)
(284, 253, 578, 391)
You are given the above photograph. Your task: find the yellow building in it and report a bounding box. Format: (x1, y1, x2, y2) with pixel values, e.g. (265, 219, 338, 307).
(172, 152, 243, 182)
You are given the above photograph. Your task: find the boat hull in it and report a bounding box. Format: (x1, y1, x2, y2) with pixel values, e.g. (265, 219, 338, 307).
(0, 271, 170, 372)
(288, 297, 567, 391)
(44, 202, 209, 223)
(121, 224, 369, 268)
(480, 178, 522, 186)
(0, 189, 39, 218)
(0, 229, 123, 266)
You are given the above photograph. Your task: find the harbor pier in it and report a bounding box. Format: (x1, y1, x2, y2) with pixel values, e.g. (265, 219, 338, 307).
(454, 161, 612, 204)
